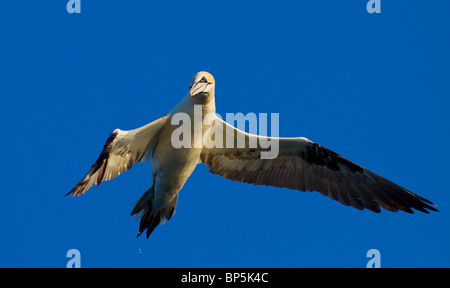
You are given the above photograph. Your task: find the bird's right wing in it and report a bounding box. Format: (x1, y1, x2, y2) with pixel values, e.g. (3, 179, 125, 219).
(67, 115, 169, 196)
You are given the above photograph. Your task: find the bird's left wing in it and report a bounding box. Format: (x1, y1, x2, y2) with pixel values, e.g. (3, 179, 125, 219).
(67, 115, 169, 196)
(200, 116, 438, 214)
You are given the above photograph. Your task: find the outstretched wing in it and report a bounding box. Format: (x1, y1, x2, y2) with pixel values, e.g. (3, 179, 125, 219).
(67, 115, 168, 196)
(200, 117, 438, 214)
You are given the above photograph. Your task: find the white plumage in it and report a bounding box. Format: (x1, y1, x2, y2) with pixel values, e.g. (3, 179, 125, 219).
(68, 71, 437, 238)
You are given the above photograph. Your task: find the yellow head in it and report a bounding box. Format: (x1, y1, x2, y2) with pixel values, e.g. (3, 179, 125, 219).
(188, 71, 215, 97)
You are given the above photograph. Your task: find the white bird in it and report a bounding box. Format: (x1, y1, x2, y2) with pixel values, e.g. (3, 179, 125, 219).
(68, 71, 438, 238)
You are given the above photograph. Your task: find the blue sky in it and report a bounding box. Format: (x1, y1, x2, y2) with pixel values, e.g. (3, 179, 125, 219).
(0, 1, 449, 267)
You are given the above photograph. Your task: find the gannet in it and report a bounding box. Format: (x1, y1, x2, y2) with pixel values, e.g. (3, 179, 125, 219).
(67, 71, 438, 238)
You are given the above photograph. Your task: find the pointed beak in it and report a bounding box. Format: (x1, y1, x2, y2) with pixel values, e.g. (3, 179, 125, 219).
(190, 81, 210, 96)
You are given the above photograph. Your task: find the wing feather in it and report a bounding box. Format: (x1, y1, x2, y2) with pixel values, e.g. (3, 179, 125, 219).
(200, 117, 438, 214)
(67, 115, 168, 196)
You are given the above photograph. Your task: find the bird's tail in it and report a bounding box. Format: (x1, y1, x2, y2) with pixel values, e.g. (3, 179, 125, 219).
(130, 186, 178, 238)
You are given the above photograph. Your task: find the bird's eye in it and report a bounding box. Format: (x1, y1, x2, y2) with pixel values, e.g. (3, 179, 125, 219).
(200, 76, 207, 83)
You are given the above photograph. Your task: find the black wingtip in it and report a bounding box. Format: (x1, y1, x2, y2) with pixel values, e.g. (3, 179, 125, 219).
(426, 205, 439, 213)
(416, 196, 439, 213)
(419, 196, 439, 209)
(65, 188, 76, 197)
